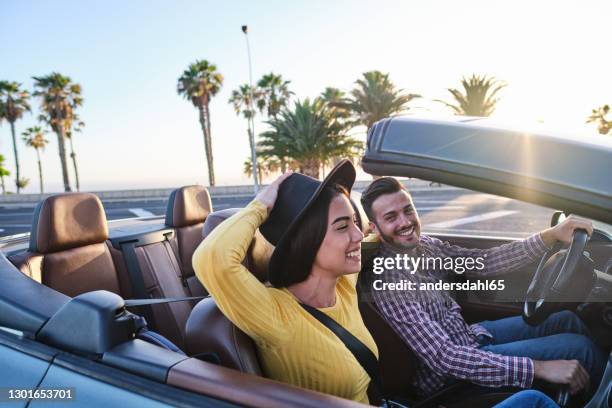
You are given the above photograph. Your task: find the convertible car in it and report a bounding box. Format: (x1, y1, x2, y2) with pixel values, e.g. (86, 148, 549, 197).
(0, 117, 610, 408)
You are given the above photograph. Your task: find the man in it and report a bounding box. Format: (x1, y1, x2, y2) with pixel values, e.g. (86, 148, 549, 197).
(360, 177, 606, 398)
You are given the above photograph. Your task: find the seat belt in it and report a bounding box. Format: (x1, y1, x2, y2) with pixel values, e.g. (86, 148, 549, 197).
(110, 228, 177, 331)
(299, 303, 389, 404)
(116, 240, 158, 329)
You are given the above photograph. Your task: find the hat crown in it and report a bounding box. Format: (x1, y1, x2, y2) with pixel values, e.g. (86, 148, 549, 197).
(260, 173, 320, 246)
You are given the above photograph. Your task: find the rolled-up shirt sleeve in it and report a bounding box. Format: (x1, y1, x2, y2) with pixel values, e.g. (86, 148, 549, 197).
(376, 294, 534, 389)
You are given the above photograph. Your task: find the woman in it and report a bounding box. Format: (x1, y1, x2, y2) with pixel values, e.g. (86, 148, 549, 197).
(193, 160, 377, 403)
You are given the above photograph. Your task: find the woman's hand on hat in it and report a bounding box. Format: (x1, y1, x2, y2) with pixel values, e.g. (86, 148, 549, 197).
(256, 171, 293, 213)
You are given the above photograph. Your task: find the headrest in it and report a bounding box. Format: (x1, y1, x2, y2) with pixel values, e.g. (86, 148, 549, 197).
(29, 193, 109, 254)
(166, 185, 212, 228)
(202, 208, 273, 282)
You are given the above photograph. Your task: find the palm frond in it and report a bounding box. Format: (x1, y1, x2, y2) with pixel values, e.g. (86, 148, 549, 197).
(439, 74, 506, 117)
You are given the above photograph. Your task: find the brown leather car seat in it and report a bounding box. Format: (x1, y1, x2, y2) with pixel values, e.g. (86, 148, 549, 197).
(184, 208, 274, 375)
(165, 185, 212, 297)
(9, 193, 128, 297)
(353, 198, 418, 401)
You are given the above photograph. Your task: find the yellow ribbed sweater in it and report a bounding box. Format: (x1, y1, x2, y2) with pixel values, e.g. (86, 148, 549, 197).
(192, 199, 378, 404)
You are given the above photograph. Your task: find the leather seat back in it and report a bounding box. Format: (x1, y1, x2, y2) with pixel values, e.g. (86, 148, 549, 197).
(357, 267, 417, 400)
(108, 230, 193, 349)
(10, 193, 125, 297)
(185, 297, 262, 375)
(185, 208, 274, 373)
(165, 185, 212, 297)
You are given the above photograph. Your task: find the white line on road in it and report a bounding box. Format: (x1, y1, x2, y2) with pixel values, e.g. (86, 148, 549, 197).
(413, 198, 508, 204)
(417, 206, 465, 211)
(426, 210, 517, 229)
(129, 208, 155, 217)
(424, 227, 528, 237)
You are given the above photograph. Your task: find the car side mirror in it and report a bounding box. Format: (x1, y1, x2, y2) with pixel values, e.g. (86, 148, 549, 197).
(550, 210, 567, 227)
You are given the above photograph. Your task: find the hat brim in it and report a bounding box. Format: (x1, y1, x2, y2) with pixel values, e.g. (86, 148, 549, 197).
(267, 159, 356, 286)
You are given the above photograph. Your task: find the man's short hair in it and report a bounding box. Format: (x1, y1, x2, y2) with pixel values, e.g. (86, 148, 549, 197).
(360, 177, 410, 222)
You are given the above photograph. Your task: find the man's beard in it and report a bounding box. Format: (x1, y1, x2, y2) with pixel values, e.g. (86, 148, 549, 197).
(376, 224, 420, 253)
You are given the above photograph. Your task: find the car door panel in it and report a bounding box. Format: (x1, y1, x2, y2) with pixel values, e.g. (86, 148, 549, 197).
(0, 344, 53, 408)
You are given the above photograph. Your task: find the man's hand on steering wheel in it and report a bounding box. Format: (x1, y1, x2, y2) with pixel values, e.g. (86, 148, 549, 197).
(540, 215, 593, 247)
(524, 218, 596, 326)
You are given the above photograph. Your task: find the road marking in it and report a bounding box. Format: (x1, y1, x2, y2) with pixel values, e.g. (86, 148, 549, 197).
(417, 206, 465, 211)
(426, 210, 517, 229)
(129, 208, 155, 217)
(414, 199, 507, 205)
(424, 227, 528, 237)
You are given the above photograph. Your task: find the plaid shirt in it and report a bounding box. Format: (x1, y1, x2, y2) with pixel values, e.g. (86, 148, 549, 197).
(369, 233, 549, 396)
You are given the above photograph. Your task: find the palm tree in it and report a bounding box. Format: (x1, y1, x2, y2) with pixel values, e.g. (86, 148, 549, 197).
(256, 73, 292, 119)
(259, 99, 362, 178)
(32, 73, 83, 192)
(438, 74, 506, 117)
(320, 86, 356, 125)
(334, 71, 420, 132)
(65, 116, 85, 191)
(177, 60, 223, 186)
(229, 84, 262, 157)
(0, 81, 31, 193)
(22, 126, 49, 193)
(0, 155, 10, 194)
(16, 178, 29, 190)
(256, 73, 293, 172)
(243, 152, 280, 185)
(586, 104, 611, 135)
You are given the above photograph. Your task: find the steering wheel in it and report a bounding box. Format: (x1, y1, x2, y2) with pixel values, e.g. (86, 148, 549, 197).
(523, 229, 592, 326)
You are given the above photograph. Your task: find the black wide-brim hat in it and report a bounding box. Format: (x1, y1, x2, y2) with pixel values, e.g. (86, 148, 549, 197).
(260, 159, 356, 286)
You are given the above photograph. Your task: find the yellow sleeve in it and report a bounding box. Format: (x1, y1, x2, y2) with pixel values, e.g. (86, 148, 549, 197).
(192, 199, 291, 344)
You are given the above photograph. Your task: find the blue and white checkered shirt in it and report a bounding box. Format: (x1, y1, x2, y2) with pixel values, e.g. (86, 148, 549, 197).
(370, 233, 549, 396)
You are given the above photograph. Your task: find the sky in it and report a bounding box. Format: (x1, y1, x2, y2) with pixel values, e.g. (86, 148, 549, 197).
(1, 0, 611, 193)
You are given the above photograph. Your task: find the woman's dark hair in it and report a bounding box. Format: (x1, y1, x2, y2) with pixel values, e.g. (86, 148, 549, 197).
(271, 183, 349, 288)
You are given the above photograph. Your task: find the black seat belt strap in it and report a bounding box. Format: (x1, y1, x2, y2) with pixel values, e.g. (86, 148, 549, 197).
(300, 303, 385, 400)
(118, 240, 157, 329)
(110, 229, 177, 330)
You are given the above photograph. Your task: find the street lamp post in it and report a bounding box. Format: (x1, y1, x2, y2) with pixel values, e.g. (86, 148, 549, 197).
(242, 25, 259, 194)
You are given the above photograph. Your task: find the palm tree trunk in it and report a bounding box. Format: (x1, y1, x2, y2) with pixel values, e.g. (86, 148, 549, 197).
(247, 126, 254, 154)
(56, 126, 72, 192)
(302, 159, 320, 178)
(0, 176, 5, 194)
(9, 121, 20, 194)
(205, 103, 216, 186)
(198, 104, 215, 186)
(68, 137, 80, 191)
(35, 148, 44, 194)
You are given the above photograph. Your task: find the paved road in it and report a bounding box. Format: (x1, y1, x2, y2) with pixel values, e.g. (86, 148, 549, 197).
(0, 187, 555, 238)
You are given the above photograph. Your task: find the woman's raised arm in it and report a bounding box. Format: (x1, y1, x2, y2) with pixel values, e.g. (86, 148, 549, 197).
(192, 172, 293, 345)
